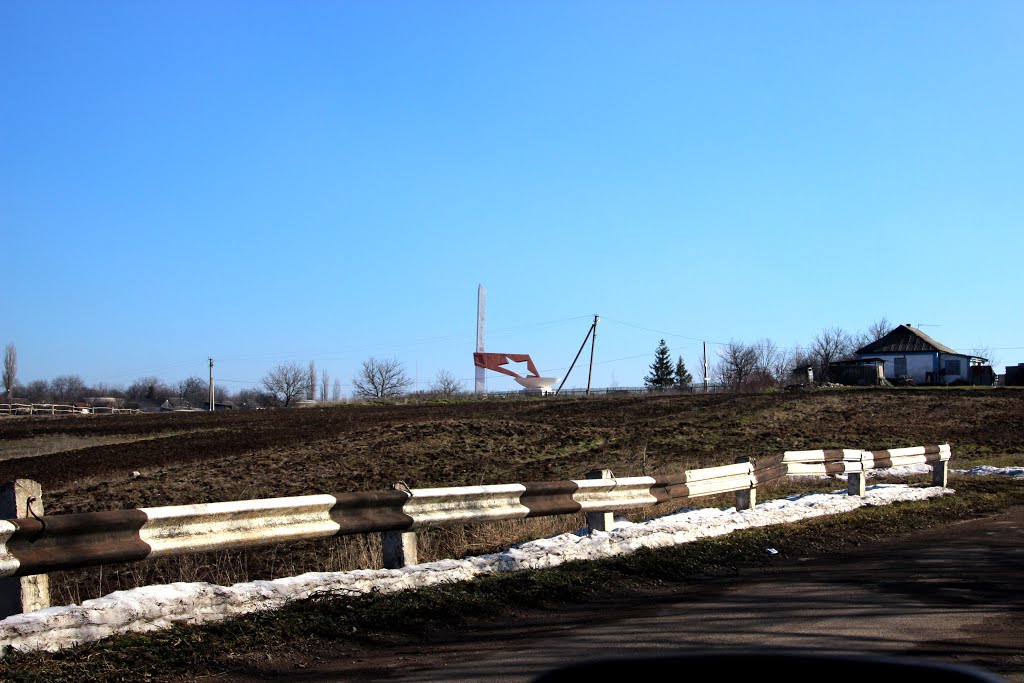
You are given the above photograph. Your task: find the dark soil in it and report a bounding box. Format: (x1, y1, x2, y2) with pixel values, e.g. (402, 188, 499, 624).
(1, 388, 1021, 515)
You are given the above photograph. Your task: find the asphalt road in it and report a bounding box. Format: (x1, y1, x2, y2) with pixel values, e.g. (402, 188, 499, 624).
(221, 506, 1024, 682)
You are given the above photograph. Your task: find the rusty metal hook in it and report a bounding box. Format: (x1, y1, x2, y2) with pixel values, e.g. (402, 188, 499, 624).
(25, 496, 45, 537)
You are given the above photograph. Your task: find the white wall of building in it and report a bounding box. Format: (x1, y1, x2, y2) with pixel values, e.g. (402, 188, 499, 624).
(869, 353, 971, 384)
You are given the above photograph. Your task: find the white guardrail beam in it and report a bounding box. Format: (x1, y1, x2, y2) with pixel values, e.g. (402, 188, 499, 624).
(0, 444, 953, 589)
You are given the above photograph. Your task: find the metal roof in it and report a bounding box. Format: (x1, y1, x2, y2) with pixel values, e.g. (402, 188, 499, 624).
(855, 325, 961, 355)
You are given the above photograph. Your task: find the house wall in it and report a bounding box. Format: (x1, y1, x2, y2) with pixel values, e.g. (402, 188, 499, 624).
(937, 353, 971, 383)
(860, 352, 972, 384)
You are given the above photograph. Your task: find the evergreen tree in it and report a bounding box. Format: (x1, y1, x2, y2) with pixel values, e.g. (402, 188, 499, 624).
(644, 339, 675, 389)
(675, 355, 693, 388)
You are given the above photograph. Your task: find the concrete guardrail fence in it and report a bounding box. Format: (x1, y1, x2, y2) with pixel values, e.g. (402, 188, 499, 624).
(0, 443, 951, 618)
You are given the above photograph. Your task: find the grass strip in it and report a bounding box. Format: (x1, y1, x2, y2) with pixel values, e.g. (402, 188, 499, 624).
(2, 476, 1022, 682)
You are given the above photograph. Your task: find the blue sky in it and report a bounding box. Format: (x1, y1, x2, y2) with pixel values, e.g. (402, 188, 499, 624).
(2, 1, 1022, 395)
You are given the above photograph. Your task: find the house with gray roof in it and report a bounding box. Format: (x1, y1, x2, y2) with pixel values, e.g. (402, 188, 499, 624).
(854, 324, 986, 385)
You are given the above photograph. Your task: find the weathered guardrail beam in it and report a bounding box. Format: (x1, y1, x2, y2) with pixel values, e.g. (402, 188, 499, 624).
(0, 444, 953, 588)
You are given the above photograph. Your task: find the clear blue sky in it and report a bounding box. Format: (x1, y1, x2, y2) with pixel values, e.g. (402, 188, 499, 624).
(3, 1, 1022, 395)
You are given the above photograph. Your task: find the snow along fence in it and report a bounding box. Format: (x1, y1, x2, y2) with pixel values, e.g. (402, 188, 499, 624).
(0, 443, 952, 617)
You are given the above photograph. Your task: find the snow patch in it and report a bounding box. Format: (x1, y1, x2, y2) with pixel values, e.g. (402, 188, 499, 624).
(953, 465, 1024, 478)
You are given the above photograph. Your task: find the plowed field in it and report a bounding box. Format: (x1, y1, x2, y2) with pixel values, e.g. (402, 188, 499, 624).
(1, 388, 1021, 602)
(1, 388, 1022, 515)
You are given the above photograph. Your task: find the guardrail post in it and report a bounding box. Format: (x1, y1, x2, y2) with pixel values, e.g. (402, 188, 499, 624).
(585, 469, 614, 533)
(382, 530, 418, 569)
(931, 460, 948, 488)
(734, 457, 756, 510)
(0, 479, 51, 618)
(848, 451, 867, 496)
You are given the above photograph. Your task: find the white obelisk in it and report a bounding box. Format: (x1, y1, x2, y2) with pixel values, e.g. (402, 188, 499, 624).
(475, 284, 486, 395)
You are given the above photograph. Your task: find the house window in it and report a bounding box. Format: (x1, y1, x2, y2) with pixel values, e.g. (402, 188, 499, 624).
(944, 359, 961, 377)
(894, 357, 907, 377)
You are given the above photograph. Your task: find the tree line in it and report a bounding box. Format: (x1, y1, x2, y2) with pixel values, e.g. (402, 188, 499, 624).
(4, 319, 997, 408)
(0, 344, 466, 409)
(644, 318, 895, 392)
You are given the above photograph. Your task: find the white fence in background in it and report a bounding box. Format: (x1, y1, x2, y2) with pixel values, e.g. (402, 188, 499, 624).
(0, 403, 140, 416)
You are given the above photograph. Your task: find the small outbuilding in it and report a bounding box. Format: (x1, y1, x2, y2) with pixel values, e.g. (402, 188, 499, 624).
(854, 324, 986, 385)
(160, 398, 200, 412)
(201, 400, 235, 411)
(827, 358, 887, 386)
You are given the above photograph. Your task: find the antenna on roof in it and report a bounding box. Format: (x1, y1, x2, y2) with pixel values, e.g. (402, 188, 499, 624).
(913, 323, 940, 328)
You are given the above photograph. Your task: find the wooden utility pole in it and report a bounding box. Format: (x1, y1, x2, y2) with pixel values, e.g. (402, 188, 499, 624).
(586, 314, 599, 398)
(555, 319, 597, 396)
(208, 358, 215, 412)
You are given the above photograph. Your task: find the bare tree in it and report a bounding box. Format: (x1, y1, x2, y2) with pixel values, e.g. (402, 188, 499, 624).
(331, 377, 343, 402)
(261, 362, 310, 407)
(715, 340, 758, 391)
(236, 387, 269, 410)
(320, 370, 330, 402)
(866, 317, 891, 343)
(307, 360, 317, 401)
(127, 376, 172, 402)
(850, 317, 892, 351)
(2, 344, 15, 403)
(51, 374, 86, 403)
(429, 369, 463, 397)
(969, 345, 999, 370)
(176, 377, 207, 406)
(810, 327, 853, 382)
(352, 357, 412, 399)
(749, 339, 777, 385)
(23, 379, 50, 402)
(769, 344, 797, 384)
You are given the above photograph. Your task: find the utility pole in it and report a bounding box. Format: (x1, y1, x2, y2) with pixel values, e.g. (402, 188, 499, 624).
(586, 314, 599, 398)
(703, 341, 709, 393)
(556, 317, 597, 396)
(475, 284, 486, 395)
(208, 358, 215, 412)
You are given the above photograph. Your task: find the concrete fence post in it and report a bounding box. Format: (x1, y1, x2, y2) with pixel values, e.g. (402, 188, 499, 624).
(0, 479, 51, 618)
(382, 481, 417, 569)
(734, 457, 756, 511)
(381, 530, 418, 569)
(932, 460, 949, 488)
(848, 451, 867, 497)
(585, 468, 614, 533)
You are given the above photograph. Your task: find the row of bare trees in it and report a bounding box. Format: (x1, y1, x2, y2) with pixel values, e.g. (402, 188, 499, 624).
(1, 348, 464, 410)
(712, 318, 895, 391)
(257, 358, 465, 407)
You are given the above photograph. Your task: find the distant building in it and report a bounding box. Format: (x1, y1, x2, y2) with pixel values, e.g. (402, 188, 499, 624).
(827, 358, 886, 386)
(854, 324, 987, 385)
(789, 365, 814, 386)
(201, 400, 235, 411)
(160, 398, 200, 412)
(1006, 363, 1024, 387)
